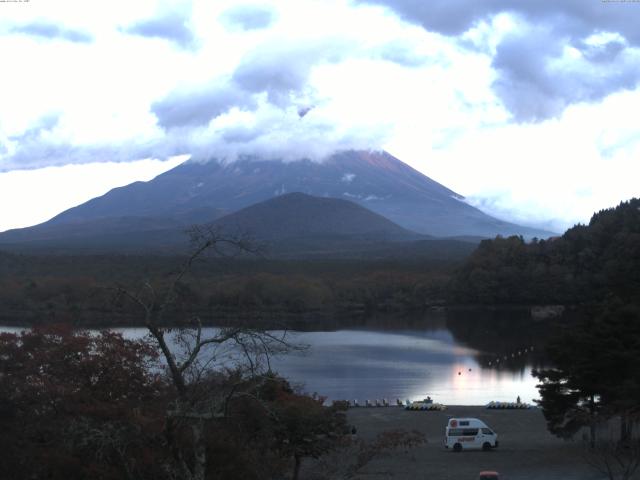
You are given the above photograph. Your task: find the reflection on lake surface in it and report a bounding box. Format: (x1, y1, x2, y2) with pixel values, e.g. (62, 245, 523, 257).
(1, 322, 542, 405)
(269, 328, 540, 405)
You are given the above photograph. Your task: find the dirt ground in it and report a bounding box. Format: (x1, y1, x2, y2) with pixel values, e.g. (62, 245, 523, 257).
(345, 406, 617, 480)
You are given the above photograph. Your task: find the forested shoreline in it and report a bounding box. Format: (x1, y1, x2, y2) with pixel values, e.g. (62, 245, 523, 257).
(450, 199, 640, 307)
(0, 254, 456, 328)
(1, 199, 637, 329)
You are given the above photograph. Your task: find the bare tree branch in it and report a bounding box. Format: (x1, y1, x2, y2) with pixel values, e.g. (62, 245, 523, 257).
(110, 226, 299, 480)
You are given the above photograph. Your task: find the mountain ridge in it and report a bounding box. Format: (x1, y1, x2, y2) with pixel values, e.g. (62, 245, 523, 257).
(0, 150, 556, 254)
(0, 192, 480, 259)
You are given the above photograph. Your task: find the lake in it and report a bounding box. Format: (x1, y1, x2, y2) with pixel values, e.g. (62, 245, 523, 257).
(2, 318, 543, 406)
(268, 328, 540, 405)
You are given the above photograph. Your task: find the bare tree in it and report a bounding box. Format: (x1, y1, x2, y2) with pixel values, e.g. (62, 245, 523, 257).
(115, 226, 298, 480)
(583, 417, 640, 480)
(584, 439, 640, 480)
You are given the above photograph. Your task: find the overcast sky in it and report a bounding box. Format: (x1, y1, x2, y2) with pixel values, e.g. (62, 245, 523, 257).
(1, 0, 639, 233)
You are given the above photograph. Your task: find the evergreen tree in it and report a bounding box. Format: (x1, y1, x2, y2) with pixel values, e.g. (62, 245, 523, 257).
(534, 304, 640, 445)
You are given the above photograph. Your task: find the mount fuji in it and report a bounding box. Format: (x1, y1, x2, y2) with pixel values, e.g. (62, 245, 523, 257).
(0, 150, 554, 254)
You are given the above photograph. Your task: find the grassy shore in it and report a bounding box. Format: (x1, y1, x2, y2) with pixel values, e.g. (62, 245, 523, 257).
(346, 406, 604, 480)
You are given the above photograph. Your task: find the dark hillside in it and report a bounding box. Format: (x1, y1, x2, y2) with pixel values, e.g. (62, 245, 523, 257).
(0, 193, 478, 260)
(450, 198, 640, 306)
(212, 192, 418, 240)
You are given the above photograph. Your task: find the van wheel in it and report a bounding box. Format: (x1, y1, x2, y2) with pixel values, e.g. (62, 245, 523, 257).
(453, 443, 462, 452)
(482, 442, 492, 451)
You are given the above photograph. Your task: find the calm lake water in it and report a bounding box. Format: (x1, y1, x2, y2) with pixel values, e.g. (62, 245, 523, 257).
(2, 321, 542, 406)
(269, 328, 540, 405)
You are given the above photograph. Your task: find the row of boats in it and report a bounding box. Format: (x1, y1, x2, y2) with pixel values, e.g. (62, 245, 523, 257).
(340, 398, 533, 410)
(346, 398, 446, 409)
(485, 401, 532, 409)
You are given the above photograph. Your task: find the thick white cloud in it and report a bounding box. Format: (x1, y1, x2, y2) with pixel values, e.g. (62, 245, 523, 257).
(392, 88, 640, 232)
(0, 0, 638, 233)
(358, 0, 640, 122)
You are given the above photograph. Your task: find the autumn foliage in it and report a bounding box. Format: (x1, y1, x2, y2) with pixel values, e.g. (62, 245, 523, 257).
(0, 326, 359, 479)
(0, 325, 166, 479)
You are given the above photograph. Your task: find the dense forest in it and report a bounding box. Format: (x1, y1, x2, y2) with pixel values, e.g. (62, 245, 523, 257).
(0, 253, 455, 328)
(450, 198, 640, 307)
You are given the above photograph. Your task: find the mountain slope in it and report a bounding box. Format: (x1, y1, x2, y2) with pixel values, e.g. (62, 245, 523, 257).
(0, 150, 555, 250)
(0, 192, 478, 259)
(212, 192, 419, 241)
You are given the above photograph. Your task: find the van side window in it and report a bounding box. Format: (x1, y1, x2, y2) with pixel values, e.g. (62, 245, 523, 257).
(462, 428, 479, 436)
(459, 421, 470, 426)
(482, 428, 494, 435)
(448, 428, 463, 436)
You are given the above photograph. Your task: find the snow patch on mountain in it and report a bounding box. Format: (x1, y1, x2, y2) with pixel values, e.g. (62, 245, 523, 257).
(342, 192, 388, 201)
(341, 173, 356, 183)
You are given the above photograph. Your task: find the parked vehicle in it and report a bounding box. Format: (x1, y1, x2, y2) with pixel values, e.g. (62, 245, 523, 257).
(479, 471, 499, 480)
(444, 418, 498, 452)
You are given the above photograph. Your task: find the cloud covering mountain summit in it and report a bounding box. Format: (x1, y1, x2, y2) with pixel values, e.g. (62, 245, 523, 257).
(1, 0, 639, 233)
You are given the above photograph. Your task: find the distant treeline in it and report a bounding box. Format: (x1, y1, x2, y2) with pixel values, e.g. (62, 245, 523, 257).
(449, 198, 640, 306)
(0, 254, 455, 327)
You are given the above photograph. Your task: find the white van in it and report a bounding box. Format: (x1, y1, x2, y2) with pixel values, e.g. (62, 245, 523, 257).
(444, 418, 498, 452)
